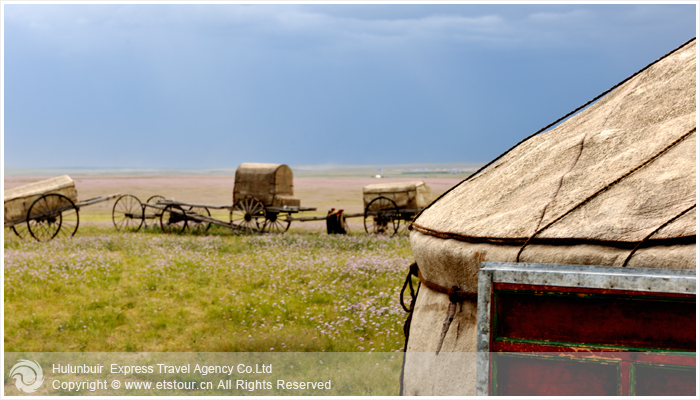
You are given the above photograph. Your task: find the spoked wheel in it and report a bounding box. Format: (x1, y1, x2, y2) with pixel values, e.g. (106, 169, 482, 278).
(186, 206, 211, 234)
(10, 225, 28, 240)
(145, 195, 166, 229)
(160, 204, 188, 234)
(364, 196, 400, 235)
(262, 212, 291, 234)
(396, 213, 415, 236)
(147, 195, 166, 205)
(26, 193, 79, 242)
(112, 195, 144, 232)
(230, 197, 265, 234)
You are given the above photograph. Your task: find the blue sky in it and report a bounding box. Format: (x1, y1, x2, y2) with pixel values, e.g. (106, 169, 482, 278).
(2, 3, 696, 169)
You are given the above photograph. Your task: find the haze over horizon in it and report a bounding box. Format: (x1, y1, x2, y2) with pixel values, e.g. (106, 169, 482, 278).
(4, 161, 485, 178)
(3, 4, 696, 170)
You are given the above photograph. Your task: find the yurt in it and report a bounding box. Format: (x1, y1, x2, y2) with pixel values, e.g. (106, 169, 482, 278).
(402, 38, 696, 396)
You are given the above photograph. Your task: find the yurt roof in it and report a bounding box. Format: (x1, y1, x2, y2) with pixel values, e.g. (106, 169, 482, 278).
(412, 38, 696, 268)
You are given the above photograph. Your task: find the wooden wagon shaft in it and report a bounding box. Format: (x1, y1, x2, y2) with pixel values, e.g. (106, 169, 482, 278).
(155, 201, 318, 214)
(121, 212, 160, 220)
(157, 200, 233, 210)
(285, 210, 411, 222)
(143, 203, 166, 211)
(134, 203, 164, 219)
(266, 206, 317, 213)
(285, 215, 330, 222)
(142, 203, 218, 223)
(364, 210, 400, 217)
(183, 211, 242, 230)
(152, 202, 250, 232)
(343, 212, 365, 219)
(284, 212, 363, 222)
(76, 193, 122, 208)
(356, 209, 421, 217)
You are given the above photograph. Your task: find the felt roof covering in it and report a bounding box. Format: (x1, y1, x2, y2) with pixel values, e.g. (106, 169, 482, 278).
(411, 38, 696, 273)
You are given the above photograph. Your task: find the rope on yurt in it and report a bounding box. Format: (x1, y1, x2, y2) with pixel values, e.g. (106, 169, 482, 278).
(408, 37, 697, 229)
(516, 128, 696, 262)
(400, 261, 477, 360)
(399, 262, 420, 396)
(622, 204, 696, 267)
(399, 262, 477, 393)
(411, 269, 476, 356)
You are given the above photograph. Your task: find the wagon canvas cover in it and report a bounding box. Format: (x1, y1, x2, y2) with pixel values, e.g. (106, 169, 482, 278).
(403, 39, 696, 395)
(4, 175, 78, 225)
(233, 163, 300, 207)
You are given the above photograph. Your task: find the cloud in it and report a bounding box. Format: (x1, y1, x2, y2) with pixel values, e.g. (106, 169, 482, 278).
(4, 4, 696, 169)
(0, 5, 568, 54)
(527, 9, 591, 23)
(5, 4, 694, 67)
(5, 4, 695, 58)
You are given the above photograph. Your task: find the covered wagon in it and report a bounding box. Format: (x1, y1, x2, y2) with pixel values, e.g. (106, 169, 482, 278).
(401, 39, 696, 396)
(5, 175, 119, 241)
(233, 163, 300, 208)
(362, 181, 431, 235)
(111, 163, 315, 235)
(231, 163, 314, 233)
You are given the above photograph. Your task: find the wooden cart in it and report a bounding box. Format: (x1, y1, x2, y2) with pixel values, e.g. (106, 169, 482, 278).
(259, 180, 435, 236)
(361, 181, 432, 235)
(4, 175, 120, 242)
(111, 163, 316, 234)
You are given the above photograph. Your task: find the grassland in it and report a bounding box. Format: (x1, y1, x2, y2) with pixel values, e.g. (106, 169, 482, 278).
(4, 223, 413, 353)
(4, 173, 463, 394)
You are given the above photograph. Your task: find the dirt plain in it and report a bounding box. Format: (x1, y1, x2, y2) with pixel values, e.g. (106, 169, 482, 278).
(4, 175, 465, 225)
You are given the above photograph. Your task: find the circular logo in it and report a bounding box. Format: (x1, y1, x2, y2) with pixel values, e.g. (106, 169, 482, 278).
(9, 359, 45, 393)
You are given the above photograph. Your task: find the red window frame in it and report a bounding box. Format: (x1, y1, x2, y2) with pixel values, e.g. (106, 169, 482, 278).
(476, 262, 696, 396)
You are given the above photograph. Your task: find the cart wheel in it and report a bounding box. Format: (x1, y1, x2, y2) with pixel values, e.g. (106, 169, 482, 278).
(10, 225, 28, 240)
(396, 214, 414, 236)
(262, 212, 291, 234)
(147, 195, 166, 205)
(112, 195, 144, 232)
(364, 196, 400, 236)
(160, 204, 188, 234)
(230, 197, 265, 234)
(186, 206, 211, 234)
(145, 195, 167, 229)
(27, 193, 79, 242)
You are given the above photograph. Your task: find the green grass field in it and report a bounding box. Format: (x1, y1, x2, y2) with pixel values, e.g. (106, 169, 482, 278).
(3, 172, 461, 395)
(4, 223, 413, 353)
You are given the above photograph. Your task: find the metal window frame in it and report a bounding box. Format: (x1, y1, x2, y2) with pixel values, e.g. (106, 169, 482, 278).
(475, 261, 697, 396)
